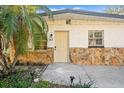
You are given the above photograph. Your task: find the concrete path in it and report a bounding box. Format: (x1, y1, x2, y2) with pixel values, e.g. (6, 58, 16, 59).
(41, 63, 124, 88)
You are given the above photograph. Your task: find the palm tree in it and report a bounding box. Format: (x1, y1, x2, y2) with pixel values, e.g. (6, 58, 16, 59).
(0, 5, 52, 74)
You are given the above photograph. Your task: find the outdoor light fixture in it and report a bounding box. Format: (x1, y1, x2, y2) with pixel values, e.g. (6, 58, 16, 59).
(49, 33, 53, 41)
(70, 76, 75, 86)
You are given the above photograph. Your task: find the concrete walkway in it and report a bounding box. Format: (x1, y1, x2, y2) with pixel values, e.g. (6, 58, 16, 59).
(41, 63, 124, 88)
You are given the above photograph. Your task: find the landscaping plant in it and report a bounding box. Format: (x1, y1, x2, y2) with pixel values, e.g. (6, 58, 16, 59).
(0, 5, 52, 75)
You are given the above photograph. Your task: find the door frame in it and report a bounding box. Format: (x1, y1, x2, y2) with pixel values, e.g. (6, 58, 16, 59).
(54, 30, 69, 63)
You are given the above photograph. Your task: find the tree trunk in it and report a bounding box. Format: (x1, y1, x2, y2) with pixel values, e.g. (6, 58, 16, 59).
(0, 38, 17, 75)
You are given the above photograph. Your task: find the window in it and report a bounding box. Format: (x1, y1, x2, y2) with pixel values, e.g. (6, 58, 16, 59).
(66, 19, 71, 25)
(88, 30, 104, 48)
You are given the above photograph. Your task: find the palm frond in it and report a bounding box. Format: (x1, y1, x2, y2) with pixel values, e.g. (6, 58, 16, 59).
(0, 5, 52, 54)
(21, 6, 33, 33)
(31, 15, 48, 50)
(3, 11, 18, 40)
(39, 5, 53, 19)
(14, 24, 29, 55)
(32, 15, 48, 37)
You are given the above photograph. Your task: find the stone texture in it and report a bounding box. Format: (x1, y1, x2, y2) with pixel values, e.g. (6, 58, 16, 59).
(70, 48, 124, 65)
(18, 48, 124, 65)
(18, 48, 53, 64)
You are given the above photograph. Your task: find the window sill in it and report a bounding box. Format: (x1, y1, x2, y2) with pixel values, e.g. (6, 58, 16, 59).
(88, 46, 104, 48)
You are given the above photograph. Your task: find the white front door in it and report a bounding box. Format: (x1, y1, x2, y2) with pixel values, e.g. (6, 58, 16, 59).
(54, 31, 69, 62)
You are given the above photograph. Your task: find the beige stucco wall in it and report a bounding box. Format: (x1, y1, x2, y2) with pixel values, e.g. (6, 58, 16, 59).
(17, 13, 124, 65)
(46, 14, 124, 48)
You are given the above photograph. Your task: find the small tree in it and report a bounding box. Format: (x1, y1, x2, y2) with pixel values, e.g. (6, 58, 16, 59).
(0, 5, 52, 75)
(105, 5, 124, 14)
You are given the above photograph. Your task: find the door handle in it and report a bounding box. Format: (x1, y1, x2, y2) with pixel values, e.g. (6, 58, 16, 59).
(54, 46, 56, 50)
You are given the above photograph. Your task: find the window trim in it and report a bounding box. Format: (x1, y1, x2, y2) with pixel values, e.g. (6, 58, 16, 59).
(88, 46, 104, 48)
(88, 30, 104, 48)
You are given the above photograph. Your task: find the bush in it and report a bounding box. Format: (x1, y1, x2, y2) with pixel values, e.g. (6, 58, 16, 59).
(0, 72, 32, 88)
(0, 72, 53, 88)
(31, 81, 49, 88)
(0, 79, 10, 88)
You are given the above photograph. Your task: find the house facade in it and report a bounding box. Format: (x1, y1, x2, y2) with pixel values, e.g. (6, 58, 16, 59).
(18, 9, 124, 65)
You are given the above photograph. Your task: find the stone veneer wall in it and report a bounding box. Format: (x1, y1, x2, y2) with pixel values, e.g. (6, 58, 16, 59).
(70, 48, 124, 65)
(17, 48, 53, 64)
(17, 48, 124, 65)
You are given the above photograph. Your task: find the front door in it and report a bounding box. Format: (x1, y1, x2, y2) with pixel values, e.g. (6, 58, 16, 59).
(54, 31, 69, 62)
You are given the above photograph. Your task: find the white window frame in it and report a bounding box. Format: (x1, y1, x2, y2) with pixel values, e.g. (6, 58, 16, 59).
(88, 30, 104, 47)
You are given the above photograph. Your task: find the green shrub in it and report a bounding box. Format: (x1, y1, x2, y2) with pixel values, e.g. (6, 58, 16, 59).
(0, 79, 10, 88)
(0, 72, 52, 88)
(0, 72, 65, 88)
(0, 72, 32, 88)
(31, 81, 49, 88)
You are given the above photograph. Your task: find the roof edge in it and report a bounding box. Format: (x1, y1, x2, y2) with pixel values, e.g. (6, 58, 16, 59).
(41, 9, 124, 20)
